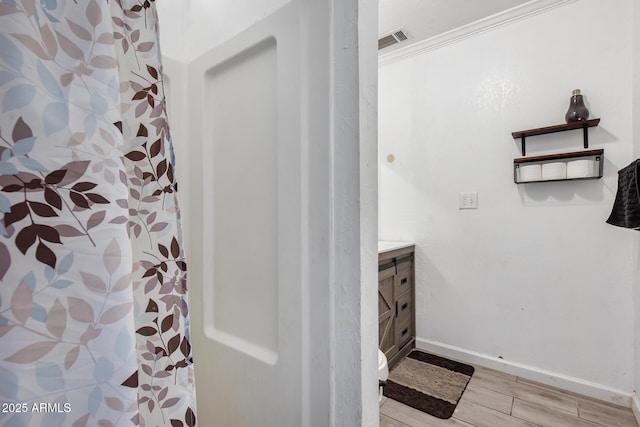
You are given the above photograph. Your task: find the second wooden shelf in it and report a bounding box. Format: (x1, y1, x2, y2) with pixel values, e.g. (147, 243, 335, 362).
(513, 149, 604, 184)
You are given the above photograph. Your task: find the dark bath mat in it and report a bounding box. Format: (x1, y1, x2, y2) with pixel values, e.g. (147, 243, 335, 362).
(383, 350, 474, 419)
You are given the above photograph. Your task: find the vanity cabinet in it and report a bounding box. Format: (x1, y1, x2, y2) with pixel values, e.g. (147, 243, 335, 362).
(378, 245, 415, 370)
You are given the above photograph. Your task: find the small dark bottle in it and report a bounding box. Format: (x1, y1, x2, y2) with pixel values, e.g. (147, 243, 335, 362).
(565, 89, 590, 122)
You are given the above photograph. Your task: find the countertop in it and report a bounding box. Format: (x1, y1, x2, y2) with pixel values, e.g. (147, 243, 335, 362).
(378, 241, 415, 254)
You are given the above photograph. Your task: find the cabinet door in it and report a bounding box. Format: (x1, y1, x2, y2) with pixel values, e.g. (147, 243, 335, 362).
(378, 266, 397, 359)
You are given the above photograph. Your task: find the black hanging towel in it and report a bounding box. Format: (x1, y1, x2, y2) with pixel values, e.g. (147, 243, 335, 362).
(607, 159, 640, 229)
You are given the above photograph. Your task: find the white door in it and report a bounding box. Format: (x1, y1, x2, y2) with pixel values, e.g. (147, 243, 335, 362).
(186, 1, 370, 426)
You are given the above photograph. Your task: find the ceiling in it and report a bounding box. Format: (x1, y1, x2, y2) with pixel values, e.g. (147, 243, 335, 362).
(378, 0, 532, 52)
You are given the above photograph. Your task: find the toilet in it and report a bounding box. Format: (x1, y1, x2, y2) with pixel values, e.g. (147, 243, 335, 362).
(378, 349, 389, 401)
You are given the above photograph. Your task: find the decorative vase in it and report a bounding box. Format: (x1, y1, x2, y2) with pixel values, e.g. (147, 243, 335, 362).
(565, 89, 590, 123)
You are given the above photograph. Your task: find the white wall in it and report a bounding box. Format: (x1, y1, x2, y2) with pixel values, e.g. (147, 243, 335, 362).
(379, 0, 636, 403)
(156, 1, 188, 62)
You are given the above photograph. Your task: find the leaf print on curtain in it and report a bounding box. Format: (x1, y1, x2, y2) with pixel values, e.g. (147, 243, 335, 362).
(0, 1, 197, 426)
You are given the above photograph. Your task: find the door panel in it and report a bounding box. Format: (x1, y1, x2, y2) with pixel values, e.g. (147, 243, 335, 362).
(185, 0, 370, 424)
(189, 5, 302, 426)
(207, 38, 279, 363)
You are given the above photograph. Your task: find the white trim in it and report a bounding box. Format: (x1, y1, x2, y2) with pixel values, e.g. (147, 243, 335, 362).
(416, 338, 634, 407)
(378, 0, 578, 67)
(632, 394, 640, 425)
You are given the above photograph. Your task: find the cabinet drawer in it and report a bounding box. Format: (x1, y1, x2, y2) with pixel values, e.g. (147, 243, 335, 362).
(395, 291, 413, 348)
(395, 292, 412, 327)
(396, 255, 413, 273)
(394, 267, 412, 298)
(395, 319, 413, 349)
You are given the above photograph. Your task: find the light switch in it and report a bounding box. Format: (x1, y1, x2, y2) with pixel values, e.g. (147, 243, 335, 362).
(459, 192, 478, 209)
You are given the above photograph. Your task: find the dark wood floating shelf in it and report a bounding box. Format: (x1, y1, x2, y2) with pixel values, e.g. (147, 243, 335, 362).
(513, 148, 604, 184)
(511, 118, 600, 156)
(514, 148, 604, 164)
(511, 118, 600, 139)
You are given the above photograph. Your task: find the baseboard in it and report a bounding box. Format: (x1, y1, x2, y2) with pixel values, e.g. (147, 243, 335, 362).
(632, 394, 640, 425)
(416, 338, 634, 407)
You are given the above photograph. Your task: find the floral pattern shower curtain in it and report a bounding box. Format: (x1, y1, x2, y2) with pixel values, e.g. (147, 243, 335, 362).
(0, 1, 197, 426)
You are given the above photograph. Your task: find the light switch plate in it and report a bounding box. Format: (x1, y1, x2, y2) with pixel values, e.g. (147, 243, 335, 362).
(459, 192, 478, 209)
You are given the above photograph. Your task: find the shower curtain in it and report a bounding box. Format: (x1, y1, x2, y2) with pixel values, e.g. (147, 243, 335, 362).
(0, 1, 197, 426)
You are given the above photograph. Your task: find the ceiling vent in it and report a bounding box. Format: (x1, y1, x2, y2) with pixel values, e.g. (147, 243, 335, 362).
(378, 29, 409, 50)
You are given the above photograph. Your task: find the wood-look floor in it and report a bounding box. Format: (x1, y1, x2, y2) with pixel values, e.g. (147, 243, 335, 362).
(380, 361, 639, 427)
